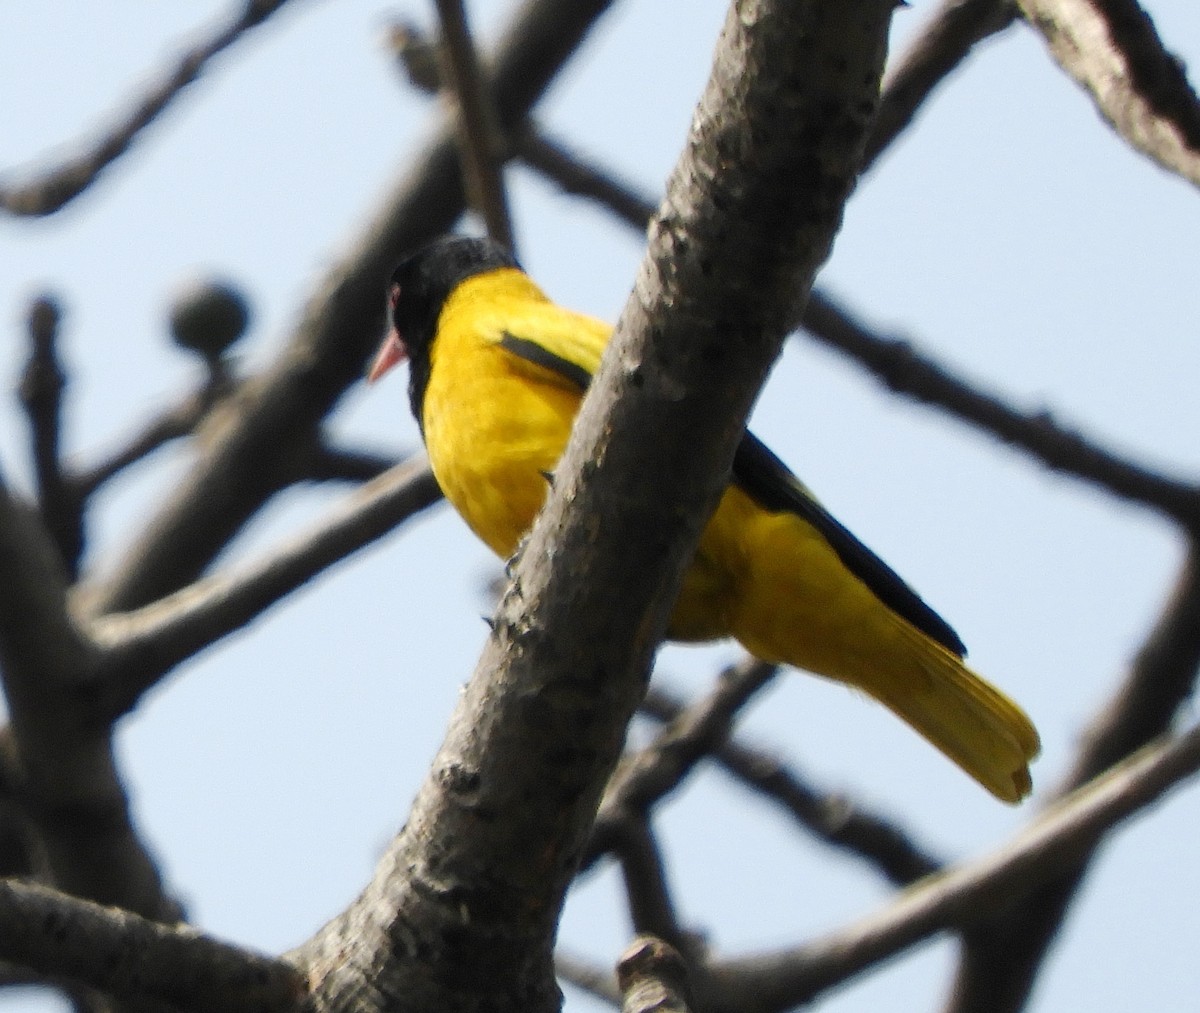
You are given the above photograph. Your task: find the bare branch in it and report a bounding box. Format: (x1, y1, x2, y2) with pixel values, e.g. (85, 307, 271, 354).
(386, 18, 655, 232)
(0, 481, 174, 920)
(639, 686, 944, 886)
(91, 457, 440, 719)
(557, 951, 622, 1007)
(74, 376, 230, 498)
(514, 126, 657, 230)
(801, 292, 1200, 522)
(710, 722, 1200, 1012)
(611, 819, 687, 954)
(0, 878, 303, 1012)
(618, 937, 695, 1013)
(434, 0, 517, 250)
(1018, 0, 1200, 188)
(865, 0, 1019, 169)
(585, 661, 779, 871)
(299, 444, 400, 484)
(0, 0, 299, 216)
(17, 295, 84, 577)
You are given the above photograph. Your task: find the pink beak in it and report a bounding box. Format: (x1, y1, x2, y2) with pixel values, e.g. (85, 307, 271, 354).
(367, 330, 408, 383)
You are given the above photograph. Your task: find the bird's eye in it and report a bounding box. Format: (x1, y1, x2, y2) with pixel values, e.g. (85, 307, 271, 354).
(389, 282, 401, 310)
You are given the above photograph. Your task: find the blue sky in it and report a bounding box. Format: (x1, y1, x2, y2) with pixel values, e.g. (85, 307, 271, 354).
(2, 2, 1199, 1010)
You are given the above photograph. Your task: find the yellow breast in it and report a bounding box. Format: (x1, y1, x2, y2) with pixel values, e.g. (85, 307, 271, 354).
(421, 273, 591, 558)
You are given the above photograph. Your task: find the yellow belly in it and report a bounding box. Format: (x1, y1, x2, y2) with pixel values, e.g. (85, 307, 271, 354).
(422, 327, 739, 641)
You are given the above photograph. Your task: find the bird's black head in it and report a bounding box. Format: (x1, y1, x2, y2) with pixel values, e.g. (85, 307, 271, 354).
(388, 236, 519, 424)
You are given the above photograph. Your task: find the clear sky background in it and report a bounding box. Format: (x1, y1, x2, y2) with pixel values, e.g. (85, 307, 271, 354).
(1, 1, 1199, 1010)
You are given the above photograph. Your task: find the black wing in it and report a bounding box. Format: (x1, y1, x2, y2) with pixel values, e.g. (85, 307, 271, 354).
(499, 333, 593, 390)
(732, 432, 967, 657)
(498, 330, 965, 656)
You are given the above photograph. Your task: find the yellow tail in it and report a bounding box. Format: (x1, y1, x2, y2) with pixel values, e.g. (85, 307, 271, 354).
(716, 495, 1040, 803)
(859, 618, 1040, 803)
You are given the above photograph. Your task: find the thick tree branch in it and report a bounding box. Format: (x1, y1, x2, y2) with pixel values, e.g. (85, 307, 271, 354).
(612, 819, 687, 955)
(0, 481, 173, 920)
(295, 4, 894, 1010)
(0, 0, 299, 216)
(0, 878, 303, 1012)
(90, 457, 439, 718)
(709, 722, 1200, 1012)
(1018, 0, 1200, 188)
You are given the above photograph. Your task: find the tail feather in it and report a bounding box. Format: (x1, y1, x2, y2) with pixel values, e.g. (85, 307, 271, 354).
(863, 619, 1040, 803)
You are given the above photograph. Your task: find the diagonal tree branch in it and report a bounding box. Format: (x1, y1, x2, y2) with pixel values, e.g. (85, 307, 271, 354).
(294, 4, 894, 1009)
(0, 0, 300, 216)
(708, 720, 1200, 1013)
(1017, 0, 1200, 188)
(865, 0, 1019, 169)
(800, 292, 1200, 522)
(0, 877, 303, 1012)
(611, 819, 687, 956)
(639, 685, 944, 886)
(90, 456, 439, 719)
(585, 660, 779, 872)
(73, 376, 231, 499)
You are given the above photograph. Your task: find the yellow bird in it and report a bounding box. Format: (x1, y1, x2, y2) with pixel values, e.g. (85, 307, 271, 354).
(370, 236, 1039, 802)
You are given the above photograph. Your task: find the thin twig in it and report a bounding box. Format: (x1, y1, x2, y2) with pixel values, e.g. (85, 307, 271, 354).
(90, 456, 441, 719)
(0, 0, 298, 216)
(583, 660, 780, 870)
(514, 125, 656, 230)
(801, 292, 1200, 523)
(74, 376, 230, 497)
(865, 0, 1018, 170)
(640, 686, 943, 886)
(18, 295, 83, 577)
(434, 0, 517, 250)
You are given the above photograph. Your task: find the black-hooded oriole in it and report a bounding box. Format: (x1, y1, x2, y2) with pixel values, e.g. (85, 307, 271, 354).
(369, 236, 1039, 802)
